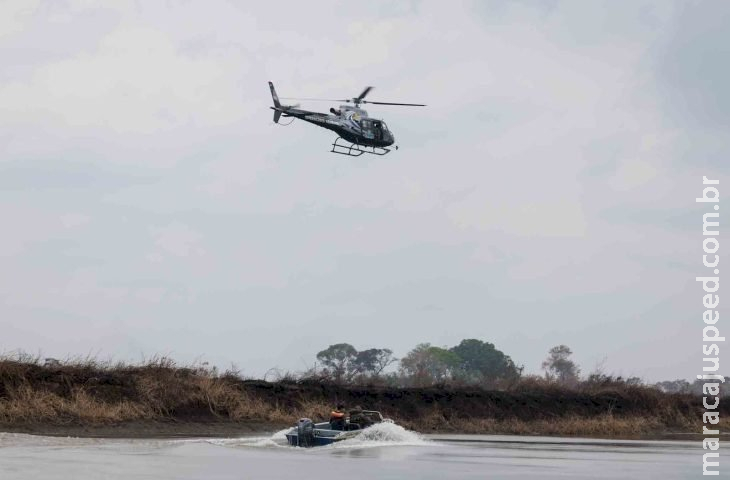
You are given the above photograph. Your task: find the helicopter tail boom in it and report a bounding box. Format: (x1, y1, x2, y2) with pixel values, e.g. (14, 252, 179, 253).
(269, 82, 306, 123)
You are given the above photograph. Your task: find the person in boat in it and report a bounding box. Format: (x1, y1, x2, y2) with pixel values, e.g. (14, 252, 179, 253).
(348, 405, 374, 429)
(329, 404, 346, 430)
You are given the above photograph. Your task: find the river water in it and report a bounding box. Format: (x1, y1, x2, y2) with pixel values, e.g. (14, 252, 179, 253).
(0, 424, 724, 479)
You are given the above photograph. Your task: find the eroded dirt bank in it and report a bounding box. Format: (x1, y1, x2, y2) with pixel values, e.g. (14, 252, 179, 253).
(0, 360, 724, 438)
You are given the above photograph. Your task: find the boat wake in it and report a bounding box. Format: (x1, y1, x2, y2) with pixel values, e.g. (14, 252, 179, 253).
(207, 428, 293, 449)
(209, 423, 427, 450)
(330, 422, 427, 449)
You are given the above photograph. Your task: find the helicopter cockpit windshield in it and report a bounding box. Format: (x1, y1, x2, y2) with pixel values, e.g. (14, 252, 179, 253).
(361, 119, 389, 139)
(375, 120, 392, 141)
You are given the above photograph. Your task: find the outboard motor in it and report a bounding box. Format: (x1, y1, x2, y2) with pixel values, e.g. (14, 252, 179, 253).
(296, 418, 315, 447)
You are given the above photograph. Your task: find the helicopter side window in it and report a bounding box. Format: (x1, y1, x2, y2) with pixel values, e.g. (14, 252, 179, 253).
(371, 121, 384, 140)
(360, 119, 376, 139)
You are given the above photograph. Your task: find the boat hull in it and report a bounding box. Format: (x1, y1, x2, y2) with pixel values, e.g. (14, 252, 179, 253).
(285, 421, 360, 447)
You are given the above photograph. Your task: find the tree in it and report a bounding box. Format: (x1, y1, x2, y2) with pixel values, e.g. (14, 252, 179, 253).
(655, 379, 692, 393)
(399, 343, 461, 386)
(542, 345, 580, 383)
(689, 377, 730, 397)
(449, 339, 522, 384)
(352, 348, 397, 377)
(316, 343, 357, 383)
(372, 349, 397, 375)
(427, 346, 461, 382)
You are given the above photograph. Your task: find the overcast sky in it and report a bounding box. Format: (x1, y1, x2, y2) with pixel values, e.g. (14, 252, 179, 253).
(1, 0, 728, 381)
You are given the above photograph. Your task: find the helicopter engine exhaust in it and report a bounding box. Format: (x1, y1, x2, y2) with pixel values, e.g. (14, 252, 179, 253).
(330, 108, 341, 116)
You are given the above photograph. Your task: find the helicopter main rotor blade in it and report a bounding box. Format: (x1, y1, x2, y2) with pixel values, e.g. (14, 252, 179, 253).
(362, 101, 427, 106)
(279, 93, 426, 107)
(355, 86, 374, 102)
(279, 97, 348, 102)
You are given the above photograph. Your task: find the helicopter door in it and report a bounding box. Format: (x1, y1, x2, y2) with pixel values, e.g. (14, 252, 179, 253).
(372, 121, 383, 141)
(360, 119, 375, 140)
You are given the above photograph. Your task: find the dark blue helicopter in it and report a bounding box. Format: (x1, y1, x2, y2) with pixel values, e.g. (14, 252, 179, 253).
(269, 82, 425, 157)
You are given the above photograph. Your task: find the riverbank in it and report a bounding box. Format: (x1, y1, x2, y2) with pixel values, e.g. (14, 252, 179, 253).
(1, 358, 723, 439)
(0, 420, 718, 441)
(0, 417, 718, 441)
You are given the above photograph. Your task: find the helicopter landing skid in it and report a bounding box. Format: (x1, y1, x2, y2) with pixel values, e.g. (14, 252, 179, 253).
(331, 137, 391, 157)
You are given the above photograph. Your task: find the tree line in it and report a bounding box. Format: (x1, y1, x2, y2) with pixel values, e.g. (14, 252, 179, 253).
(311, 341, 723, 394)
(655, 378, 730, 397)
(312, 339, 582, 388)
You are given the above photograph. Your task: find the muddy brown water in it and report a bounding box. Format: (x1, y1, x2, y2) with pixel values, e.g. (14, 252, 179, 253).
(0, 424, 724, 479)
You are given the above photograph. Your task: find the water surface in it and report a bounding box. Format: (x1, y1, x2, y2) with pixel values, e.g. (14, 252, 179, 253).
(0, 424, 722, 479)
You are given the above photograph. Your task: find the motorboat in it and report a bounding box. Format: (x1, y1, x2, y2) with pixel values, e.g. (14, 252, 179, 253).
(285, 410, 386, 447)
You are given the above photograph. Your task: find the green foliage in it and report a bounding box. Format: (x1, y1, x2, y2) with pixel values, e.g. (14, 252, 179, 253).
(399, 343, 461, 386)
(428, 346, 461, 369)
(449, 339, 522, 384)
(316, 338, 523, 387)
(316, 343, 357, 383)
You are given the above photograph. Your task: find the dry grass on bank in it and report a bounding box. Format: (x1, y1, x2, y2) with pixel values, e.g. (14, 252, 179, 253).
(0, 386, 151, 424)
(0, 354, 313, 426)
(403, 406, 725, 437)
(0, 354, 721, 437)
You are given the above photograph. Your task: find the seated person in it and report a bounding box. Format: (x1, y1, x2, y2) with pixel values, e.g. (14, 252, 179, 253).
(348, 406, 374, 429)
(329, 404, 346, 430)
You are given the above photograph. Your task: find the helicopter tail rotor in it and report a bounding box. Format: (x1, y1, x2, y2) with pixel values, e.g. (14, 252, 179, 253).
(269, 81, 302, 123)
(269, 81, 281, 108)
(269, 81, 283, 123)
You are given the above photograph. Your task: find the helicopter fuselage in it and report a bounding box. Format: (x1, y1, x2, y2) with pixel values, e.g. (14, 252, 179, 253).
(272, 105, 395, 148)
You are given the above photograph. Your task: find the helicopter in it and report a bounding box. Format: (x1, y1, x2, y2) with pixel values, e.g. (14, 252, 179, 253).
(268, 82, 425, 157)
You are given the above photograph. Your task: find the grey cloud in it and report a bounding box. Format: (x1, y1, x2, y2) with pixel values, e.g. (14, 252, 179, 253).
(0, 1, 725, 382)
